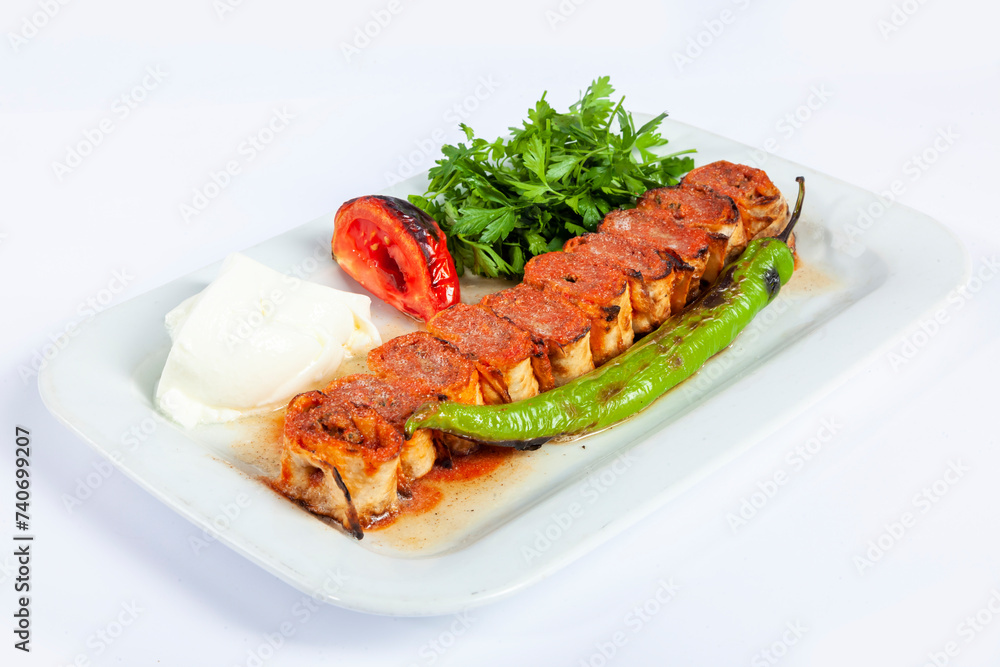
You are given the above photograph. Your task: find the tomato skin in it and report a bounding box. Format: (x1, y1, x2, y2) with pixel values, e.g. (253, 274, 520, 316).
(333, 196, 461, 321)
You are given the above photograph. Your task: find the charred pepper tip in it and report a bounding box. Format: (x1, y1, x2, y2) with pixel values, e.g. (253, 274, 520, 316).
(778, 176, 806, 243)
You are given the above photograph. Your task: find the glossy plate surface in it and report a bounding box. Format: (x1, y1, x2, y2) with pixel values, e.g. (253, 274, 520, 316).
(39, 118, 968, 616)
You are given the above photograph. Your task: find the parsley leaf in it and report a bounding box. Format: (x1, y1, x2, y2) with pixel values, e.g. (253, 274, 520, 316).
(411, 77, 695, 279)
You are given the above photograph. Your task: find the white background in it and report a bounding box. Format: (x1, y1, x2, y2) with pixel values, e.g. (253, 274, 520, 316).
(2, 0, 999, 665)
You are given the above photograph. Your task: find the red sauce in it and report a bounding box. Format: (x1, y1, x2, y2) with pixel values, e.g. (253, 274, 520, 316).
(402, 482, 445, 514)
(267, 411, 285, 439)
(366, 483, 444, 529)
(261, 403, 518, 533)
(366, 445, 516, 530)
(425, 445, 514, 482)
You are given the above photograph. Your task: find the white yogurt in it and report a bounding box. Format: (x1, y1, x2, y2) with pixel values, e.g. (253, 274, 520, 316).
(155, 253, 380, 428)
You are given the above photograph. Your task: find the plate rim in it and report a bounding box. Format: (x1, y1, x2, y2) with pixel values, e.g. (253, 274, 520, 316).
(38, 118, 971, 616)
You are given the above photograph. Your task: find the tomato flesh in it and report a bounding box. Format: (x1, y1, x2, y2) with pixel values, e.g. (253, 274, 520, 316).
(346, 217, 407, 294)
(333, 196, 461, 322)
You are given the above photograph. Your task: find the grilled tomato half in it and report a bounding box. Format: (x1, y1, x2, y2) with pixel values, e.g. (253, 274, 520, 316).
(333, 195, 460, 321)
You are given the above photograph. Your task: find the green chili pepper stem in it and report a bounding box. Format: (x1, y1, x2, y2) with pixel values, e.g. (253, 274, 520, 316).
(778, 176, 806, 242)
(406, 178, 806, 447)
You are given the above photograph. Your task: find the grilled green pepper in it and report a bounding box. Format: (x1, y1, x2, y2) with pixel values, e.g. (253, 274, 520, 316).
(406, 178, 806, 449)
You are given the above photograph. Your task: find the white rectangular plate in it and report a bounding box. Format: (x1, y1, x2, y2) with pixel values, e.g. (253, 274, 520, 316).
(39, 118, 967, 616)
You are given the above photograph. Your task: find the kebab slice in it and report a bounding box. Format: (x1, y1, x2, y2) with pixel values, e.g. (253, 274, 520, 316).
(481, 284, 595, 387)
(427, 303, 552, 404)
(637, 184, 745, 266)
(563, 232, 681, 335)
(522, 251, 633, 366)
(278, 391, 401, 538)
(368, 332, 482, 403)
(368, 331, 484, 459)
(598, 208, 707, 305)
(681, 160, 790, 241)
(323, 374, 435, 487)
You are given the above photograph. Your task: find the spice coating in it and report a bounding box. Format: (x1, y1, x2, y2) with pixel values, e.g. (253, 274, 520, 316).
(405, 178, 805, 446)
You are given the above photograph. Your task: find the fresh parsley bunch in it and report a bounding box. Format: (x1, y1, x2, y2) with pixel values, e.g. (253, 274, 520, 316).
(408, 76, 695, 279)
